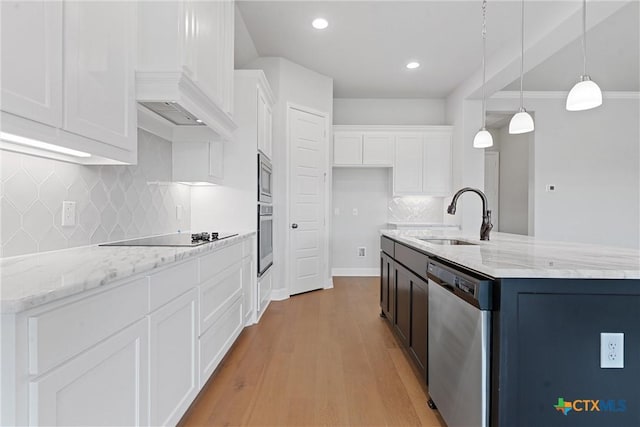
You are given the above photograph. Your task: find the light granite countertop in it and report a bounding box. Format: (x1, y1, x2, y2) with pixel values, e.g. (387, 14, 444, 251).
(0, 232, 255, 314)
(382, 229, 640, 280)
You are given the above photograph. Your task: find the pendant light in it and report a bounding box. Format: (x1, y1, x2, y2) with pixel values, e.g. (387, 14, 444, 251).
(509, 0, 534, 134)
(473, 0, 493, 149)
(566, 0, 602, 111)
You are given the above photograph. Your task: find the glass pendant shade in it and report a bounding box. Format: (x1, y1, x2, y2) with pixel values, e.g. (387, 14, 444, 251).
(509, 109, 535, 134)
(473, 129, 493, 148)
(566, 76, 602, 111)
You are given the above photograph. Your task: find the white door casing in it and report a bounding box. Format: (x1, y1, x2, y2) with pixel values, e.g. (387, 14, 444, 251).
(288, 105, 328, 296)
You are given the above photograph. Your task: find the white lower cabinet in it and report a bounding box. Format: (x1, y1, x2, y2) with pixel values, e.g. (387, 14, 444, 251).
(149, 289, 198, 427)
(2, 238, 255, 426)
(257, 268, 272, 321)
(29, 319, 149, 426)
(198, 296, 243, 387)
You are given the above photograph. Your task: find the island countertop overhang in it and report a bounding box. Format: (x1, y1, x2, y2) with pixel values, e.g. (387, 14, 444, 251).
(381, 229, 640, 280)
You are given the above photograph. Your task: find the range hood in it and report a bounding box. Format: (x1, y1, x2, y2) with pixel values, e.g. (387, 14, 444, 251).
(139, 101, 206, 126)
(136, 71, 236, 140)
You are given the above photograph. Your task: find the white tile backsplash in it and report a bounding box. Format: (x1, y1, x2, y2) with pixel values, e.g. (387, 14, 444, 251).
(388, 196, 445, 223)
(0, 129, 191, 257)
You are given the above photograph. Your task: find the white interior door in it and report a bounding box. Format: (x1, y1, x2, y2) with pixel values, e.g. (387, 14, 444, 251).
(289, 106, 327, 295)
(484, 151, 500, 231)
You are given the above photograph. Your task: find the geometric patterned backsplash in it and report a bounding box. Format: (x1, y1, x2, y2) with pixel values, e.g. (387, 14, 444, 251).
(0, 129, 191, 258)
(388, 196, 444, 223)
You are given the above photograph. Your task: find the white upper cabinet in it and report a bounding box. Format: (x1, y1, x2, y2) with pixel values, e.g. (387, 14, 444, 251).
(333, 132, 363, 165)
(1, 1, 62, 128)
(394, 134, 424, 194)
(363, 133, 394, 166)
(137, 0, 236, 140)
(0, 0, 137, 164)
(236, 70, 274, 159)
(63, 0, 136, 151)
(423, 131, 453, 195)
(333, 127, 394, 167)
(393, 127, 453, 196)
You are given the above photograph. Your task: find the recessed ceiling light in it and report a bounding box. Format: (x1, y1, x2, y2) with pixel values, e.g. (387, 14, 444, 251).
(406, 62, 420, 69)
(312, 18, 328, 30)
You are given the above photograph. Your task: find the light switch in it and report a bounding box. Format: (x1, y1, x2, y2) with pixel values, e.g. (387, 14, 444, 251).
(334, 207, 340, 216)
(176, 205, 183, 220)
(352, 208, 358, 216)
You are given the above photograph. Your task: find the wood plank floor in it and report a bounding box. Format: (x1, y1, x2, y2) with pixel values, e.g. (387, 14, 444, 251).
(180, 277, 446, 427)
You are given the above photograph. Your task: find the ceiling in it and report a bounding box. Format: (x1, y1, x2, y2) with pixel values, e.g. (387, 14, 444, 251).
(237, 1, 638, 99)
(503, 1, 639, 92)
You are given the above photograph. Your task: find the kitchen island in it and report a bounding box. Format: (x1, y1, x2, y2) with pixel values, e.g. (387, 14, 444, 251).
(380, 229, 640, 427)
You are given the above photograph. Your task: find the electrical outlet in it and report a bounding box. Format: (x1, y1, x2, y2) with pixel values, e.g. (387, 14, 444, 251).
(61, 201, 76, 227)
(600, 332, 624, 369)
(357, 247, 366, 257)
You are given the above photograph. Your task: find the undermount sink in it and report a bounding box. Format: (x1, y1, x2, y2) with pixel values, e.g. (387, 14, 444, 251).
(418, 238, 476, 246)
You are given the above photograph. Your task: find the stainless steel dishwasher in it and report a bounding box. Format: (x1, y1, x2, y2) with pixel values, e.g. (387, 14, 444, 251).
(427, 259, 493, 427)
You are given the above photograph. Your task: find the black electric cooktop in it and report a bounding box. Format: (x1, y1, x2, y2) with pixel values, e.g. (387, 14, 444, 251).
(99, 232, 238, 247)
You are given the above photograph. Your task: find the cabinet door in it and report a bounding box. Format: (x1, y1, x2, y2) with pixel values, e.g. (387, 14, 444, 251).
(380, 252, 389, 315)
(333, 132, 363, 165)
(29, 319, 148, 426)
(242, 256, 254, 325)
(363, 133, 394, 165)
(423, 131, 452, 195)
(257, 88, 267, 155)
(192, 0, 222, 106)
(394, 264, 411, 346)
(149, 289, 198, 427)
(1, 1, 62, 127)
(380, 252, 395, 321)
(209, 140, 225, 180)
(394, 134, 424, 194)
(410, 276, 428, 382)
(265, 103, 273, 159)
(63, 1, 136, 150)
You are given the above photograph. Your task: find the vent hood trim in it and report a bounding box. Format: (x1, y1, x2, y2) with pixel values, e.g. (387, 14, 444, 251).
(136, 71, 237, 140)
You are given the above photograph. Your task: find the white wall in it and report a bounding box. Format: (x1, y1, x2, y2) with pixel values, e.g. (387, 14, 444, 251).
(333, 98, 446, 125)
(488, 125, 531, 235)
(243, 57, 334, 294)
(332, 168, 389, 274)
(234, 5, 259, 68)
(444, 97, 486, 234)
(488, 94, 640, 249)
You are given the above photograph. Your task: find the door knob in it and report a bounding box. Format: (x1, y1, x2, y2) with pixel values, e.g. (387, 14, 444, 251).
(291, 223, 298, 229)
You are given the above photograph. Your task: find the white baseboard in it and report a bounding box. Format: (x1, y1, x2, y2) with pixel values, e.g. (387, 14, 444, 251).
(324, 276, 334, 289)
(270, 288, 289, 301)
(331, 268, 380, 277)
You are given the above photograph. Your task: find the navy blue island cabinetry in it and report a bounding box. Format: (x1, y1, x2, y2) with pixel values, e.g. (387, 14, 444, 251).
(380, 231, 640, 427)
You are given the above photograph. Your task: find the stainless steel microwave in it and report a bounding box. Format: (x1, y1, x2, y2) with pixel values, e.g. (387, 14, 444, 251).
(258, 151, 272, 203)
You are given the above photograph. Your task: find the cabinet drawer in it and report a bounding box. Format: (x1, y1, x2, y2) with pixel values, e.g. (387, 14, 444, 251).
(199, 243, 243, 283)
(199, 296, 243, 387)
(381, 236, 395, 257)
(199, 263, 242, 334)
(395, 242, 429, 280)
(149, 259, 199, 312)
(28, 278, 148, 376)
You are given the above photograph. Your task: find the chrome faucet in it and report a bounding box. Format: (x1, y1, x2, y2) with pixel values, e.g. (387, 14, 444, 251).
(447, 187, 493, 241)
